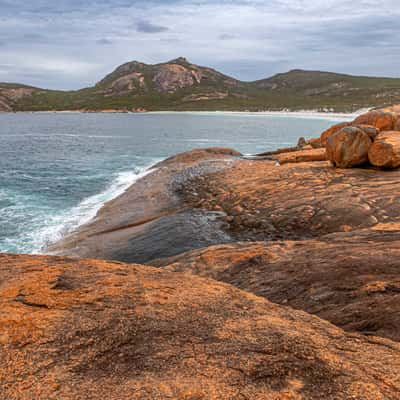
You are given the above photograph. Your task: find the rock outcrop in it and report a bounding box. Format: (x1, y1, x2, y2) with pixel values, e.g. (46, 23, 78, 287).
(52, 145, 400, 264)
(0, 84, 36, 112)
(2, 253, 400, 399)
(154, 228, 400, 342)
(0, 98, 12, 112)
(49, 148, 241, 262)
(97, 57, 239, 96)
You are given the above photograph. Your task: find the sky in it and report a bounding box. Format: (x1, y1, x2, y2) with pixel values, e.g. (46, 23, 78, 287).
(1, 0, 400, 90)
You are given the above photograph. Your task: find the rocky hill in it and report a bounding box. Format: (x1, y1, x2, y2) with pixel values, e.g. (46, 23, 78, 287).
(5, 58, 400, 112)
(96, 57, 240, 95)
(0, 83, 38, 112)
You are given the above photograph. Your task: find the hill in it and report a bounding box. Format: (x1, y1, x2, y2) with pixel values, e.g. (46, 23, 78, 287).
(4, 58, 400, 112)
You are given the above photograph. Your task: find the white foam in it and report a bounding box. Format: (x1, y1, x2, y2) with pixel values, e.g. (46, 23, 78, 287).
(144, 110, 361, 121)
(30, 164, 159, 254)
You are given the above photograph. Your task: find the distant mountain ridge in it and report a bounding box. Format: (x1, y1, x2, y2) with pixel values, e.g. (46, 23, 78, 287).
(2, 57, 400, 112)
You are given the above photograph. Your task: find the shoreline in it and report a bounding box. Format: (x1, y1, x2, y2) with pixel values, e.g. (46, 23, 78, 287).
(0, 109, 364, 119)
(30, 162, 162, 255)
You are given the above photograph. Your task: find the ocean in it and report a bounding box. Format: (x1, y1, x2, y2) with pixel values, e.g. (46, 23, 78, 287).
(0, 111, 352, 254)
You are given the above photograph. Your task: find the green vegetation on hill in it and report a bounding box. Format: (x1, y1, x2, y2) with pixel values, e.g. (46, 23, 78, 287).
(2, 58, 400, 112)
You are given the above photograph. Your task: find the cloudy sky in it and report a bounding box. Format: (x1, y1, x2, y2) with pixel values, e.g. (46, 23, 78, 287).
(1, 0, 400, 89)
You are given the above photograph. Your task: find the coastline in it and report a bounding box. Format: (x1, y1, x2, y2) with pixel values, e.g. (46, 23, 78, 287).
(33, 164, 160, 254)
(47, 106, 400, 264)
(5, 108, 400, 397)
(1, 112, 337, 255)
(0, 108, 366, 119)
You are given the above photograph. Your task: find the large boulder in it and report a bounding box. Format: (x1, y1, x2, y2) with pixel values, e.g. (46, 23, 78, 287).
(326, 126, 372, 168)
(368, 131, 400, 168)
(353, 110, 394, 131)
(320, 122, 351, 145)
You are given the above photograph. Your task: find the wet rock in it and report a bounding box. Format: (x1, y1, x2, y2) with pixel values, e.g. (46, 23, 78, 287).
(297, 136, 307, 147)
(49, 148, 240, 263)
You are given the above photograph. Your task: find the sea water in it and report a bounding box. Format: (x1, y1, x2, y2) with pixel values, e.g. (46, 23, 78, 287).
(0, 111, 352, 254)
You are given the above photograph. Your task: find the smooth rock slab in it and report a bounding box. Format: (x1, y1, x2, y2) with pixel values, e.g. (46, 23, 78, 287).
(2, 253, 400, 399)
(156, 229, 400, 342)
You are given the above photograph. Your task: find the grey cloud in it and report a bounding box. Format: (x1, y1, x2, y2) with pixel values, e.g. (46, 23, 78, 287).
(299, 15, 400, 49)
(23, 32, 45, 39)
(219, 34, 236, 40)
(136, 20, 169, 33)
(96, 38, 113, 45)
(2, 0, 400, 89)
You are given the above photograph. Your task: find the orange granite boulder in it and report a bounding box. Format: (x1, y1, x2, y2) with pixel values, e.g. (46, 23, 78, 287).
(320, 121, 351, 145)
(369, 131, 400, 168)
(326, 126, 372, 168)
(353, 110, 394, 131)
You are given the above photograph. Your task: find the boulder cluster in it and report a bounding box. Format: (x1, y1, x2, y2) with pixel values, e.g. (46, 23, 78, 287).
(320, 110, 400, 168)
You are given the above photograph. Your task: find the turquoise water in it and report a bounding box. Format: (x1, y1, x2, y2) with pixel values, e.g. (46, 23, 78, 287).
(0, 112, 349, 254)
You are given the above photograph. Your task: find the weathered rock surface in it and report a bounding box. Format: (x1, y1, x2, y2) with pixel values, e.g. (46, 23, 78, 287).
(49, 148, 241, 263)
(98, 57, 239, 96)
(369, 131, 400, 168)
(53, 148, 400, 263)
(155, 228, 400, 342)
(0, 97, 12, 112)
(2, 253, 400, 399)
(0, 85, 36, 112)
(354, 124, 380, 140)
(326, 126, 372, 168)
(153, 63, 201, 92)
(182, 158, 400, 242)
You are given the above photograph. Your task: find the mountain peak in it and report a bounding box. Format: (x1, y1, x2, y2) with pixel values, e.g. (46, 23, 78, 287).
(167, 57, 190, 65)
